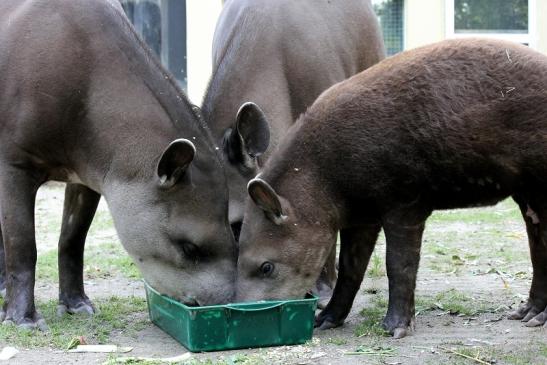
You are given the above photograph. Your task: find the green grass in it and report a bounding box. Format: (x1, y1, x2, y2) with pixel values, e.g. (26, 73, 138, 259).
(420, 199, 529, 277)
(416, 289, 498, 316)
(355, 295, 389, 337)
(367, 252, 384, 278)
(104, 353, 271, 365)
(501, 344, 547, 365)
(428, 199, 521, 225)
(37, 241, 141, 283)
(326, 337, 348, 345)
(0, 296, 148, 349)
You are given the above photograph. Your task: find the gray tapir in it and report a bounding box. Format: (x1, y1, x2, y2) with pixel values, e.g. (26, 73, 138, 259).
(0, 0, 236, 329)
(201, 0, 385, 303)
(235, 39, 547, 338)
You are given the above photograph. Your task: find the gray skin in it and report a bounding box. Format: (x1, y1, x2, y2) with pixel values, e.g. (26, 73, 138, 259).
(0, 0, 236, 330)
(200, 0, 385, 304)
(235, 39, 547, 338)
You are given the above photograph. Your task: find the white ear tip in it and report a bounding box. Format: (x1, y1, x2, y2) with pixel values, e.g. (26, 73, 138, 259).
(171, 138, 196, 154)
(247, 177, 266, 191)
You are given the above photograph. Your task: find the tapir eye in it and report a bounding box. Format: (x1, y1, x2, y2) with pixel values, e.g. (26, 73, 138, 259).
(260, 262, 275, 277)
(181, 242, 199, 259)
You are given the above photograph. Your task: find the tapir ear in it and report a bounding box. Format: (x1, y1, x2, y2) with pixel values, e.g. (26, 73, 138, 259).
(157, 138, 196, 188)
(248, 178, 286, 224)
(235, 102, 270, 158)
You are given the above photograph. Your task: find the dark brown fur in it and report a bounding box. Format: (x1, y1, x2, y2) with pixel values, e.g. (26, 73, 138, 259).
(235, 39, 547, 338)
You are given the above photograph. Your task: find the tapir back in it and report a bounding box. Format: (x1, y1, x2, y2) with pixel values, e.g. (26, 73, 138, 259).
(295, 39, 547, 211)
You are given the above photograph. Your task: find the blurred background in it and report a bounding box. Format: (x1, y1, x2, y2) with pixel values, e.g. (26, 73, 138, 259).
(118, 0, 547, 104)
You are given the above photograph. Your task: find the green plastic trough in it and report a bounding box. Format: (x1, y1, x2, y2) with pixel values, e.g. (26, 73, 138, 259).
(143, 281, 318, 352)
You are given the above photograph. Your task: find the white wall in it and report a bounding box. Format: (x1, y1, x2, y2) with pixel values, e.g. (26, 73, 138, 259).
(404, 0, 445, 50)
(537, 0, 547, 54)
(186, 1, 223, 104)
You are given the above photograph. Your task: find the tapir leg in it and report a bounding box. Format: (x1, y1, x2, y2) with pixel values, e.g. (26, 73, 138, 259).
(381, 206, 429, 339)
(508, 195, 547, 326)
(315, 223, 381, 329)
(57, 184, 100, 316)
(0, 165, 46, 330)
(314, 245, 338, 309)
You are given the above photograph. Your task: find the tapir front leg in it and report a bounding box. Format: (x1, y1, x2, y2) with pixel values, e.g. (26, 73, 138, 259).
(0, 165, 46, 330)
(315, 223, 381, 329)
(382, 210, 428, 339)
(57, 184, 100, 316)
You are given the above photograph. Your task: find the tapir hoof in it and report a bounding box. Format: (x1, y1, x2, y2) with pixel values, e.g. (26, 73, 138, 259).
(508, 299, 547, 328)
(314, 311, 344, 330)
(382, 315, 414, 339)
(1, 312, 49, 332)
(57, 301, 97, 317)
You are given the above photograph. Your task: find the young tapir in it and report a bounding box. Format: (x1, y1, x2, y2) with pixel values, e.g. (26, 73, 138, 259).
(0, 0, 236, 329)
(201, 0, 385, 304)
(235, 38, 547, 338)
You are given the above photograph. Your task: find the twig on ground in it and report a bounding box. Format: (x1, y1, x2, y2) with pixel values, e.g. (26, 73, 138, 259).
(439, 346, 492, 365)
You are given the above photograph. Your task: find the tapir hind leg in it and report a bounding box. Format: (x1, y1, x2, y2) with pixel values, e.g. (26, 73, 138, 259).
(315, 223, 381, 329)
(57, 184, 100, 316)
(0, 164, 46, 330)
(381, 204, 430, 339)
(508, 195, 547, 326)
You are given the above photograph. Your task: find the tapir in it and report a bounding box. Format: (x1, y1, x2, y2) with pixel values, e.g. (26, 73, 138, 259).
(235, 39, 547, 338)
(201, 0, 385, 304)
(0, 0, 236, 329)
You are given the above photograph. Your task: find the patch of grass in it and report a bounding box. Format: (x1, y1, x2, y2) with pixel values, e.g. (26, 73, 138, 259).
(0, 296, 148, 349)
(367, 252, 384, 278)
(355, 295, 389, 337)
(176, 354, 268, 365)
(416, 289, 497, 316)
(85, 242, 141, 280)
(36, 242, 141, 283)
(428, 199, 521, 225)
(326, 337, 348, 345)
(498, 343, 547, 365)
(36, 249, 58, 282)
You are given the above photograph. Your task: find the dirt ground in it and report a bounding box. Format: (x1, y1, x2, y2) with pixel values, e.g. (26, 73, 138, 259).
(0, 182, 544, 365)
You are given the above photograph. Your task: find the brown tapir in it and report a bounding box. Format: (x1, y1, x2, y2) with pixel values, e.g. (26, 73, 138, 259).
(234, 38, 547, 338)
(0, 0, 236, 329)
(201, 0, 385, 304)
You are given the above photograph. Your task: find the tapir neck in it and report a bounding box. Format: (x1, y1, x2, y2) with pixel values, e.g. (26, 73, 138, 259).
(69, 5, 218, 193)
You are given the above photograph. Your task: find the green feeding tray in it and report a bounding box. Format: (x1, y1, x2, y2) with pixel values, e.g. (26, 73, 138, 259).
(143, 281, 318, 352)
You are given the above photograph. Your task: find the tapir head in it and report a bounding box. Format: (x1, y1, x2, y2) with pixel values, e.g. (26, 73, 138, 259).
(106, 138, 237, 306)
(220, 103, 270, 239)
(235, 176, 337, 302)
